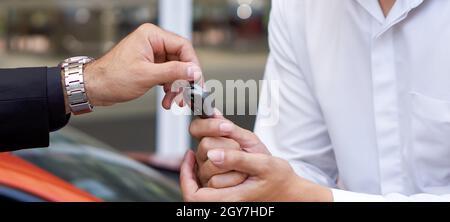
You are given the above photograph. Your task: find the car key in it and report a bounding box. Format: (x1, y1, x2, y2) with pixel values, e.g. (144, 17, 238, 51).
(183, 84, 215, 119)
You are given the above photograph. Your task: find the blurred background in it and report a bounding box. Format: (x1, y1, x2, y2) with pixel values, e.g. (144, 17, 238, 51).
(0, 0, 270, 153)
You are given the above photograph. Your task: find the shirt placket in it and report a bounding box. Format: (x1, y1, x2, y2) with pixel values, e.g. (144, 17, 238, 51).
(370, 0, 424, 195)
(371, 24, 404, 194)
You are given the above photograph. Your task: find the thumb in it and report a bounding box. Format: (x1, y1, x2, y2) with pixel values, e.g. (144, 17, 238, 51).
(145, 61, 202, 85)
(206, 149, 270, 176)
(180, 150, 200, 201)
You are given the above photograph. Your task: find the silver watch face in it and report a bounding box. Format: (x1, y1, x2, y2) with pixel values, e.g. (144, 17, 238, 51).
(63, 56, 94, 65)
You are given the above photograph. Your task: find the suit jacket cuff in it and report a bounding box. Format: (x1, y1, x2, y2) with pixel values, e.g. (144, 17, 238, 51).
(47, 66, 71, 132)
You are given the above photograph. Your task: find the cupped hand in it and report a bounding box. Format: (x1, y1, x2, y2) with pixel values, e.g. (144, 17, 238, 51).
(189, 113, 270, 188)
(180, 149, 332, 202)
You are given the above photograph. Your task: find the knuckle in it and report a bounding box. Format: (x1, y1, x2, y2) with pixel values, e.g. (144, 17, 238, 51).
(204, 164, 222, 177)
(259, 156, 273, 171)
(265, 156, 288, 174)
(137, 23, 155, 32)
(198, 170, 208, 185)
(199, 137, 214, 151)
(208, 120, 219, 132)
(195, 150, 205, 165)
(208, 173, 241, 189)
(249, 131, 260, 141)
(259, 164, 271, 174)
(237, 172, 248, 180)
(230, 152, 244, 166)
(262, 155, 272, 163)
(243, 128, 259, 144)
(200, 163, 220, 182)
(208, 176, 220, 188)
(189, 121, 198, 136)
(179, 36, 191, 45)
(229, 140, 241, 150)
(168, 62, 185, 77)
(275, 157, 291, 171)
(165, 62, 177, 73)
(232, 173, 247, 185)
(274, 157, 285, 165)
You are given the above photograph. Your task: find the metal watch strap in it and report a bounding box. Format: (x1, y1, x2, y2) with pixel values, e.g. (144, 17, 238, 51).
(61, 56, 94, 115)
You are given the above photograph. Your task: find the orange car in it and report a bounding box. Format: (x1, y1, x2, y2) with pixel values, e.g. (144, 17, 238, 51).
(0, 128, 181, 202)
(0, 152, 100, 202)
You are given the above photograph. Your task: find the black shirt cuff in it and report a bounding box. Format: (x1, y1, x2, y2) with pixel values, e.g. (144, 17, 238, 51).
(47, 66, 71, 132)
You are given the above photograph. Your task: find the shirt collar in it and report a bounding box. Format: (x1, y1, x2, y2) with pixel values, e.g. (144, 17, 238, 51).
(356, 0, 386, 24)
(356, 0, 424, 37)
(356, 0, 424, 25)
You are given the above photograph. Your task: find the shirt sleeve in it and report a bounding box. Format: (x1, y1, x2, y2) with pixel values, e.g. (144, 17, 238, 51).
(0, 66, 70, 152)
(254, 0, 338, 188)
(332, 189, 450, 202)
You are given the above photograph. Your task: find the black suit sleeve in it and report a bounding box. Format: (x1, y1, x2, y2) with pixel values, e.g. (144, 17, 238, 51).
(0, 67, 70, 152)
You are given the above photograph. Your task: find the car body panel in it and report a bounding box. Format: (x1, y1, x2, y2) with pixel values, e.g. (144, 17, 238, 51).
(0, 128, 181, 202)
(0, 153, 100, 202)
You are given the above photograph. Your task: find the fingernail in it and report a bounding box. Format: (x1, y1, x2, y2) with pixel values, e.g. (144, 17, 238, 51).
(219, 122, 234, 133)
(187, 65, 202, 80)
(207, 150, 224, 164)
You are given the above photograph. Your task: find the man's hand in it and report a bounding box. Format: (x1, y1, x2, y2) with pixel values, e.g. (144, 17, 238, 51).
(185, 115, 333, 201)
(189, 114, 270, 188)
(82, 23, 202, 107)
(180, 149, 333, 202)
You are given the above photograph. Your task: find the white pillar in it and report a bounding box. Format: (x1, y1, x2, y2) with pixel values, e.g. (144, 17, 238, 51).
(156, 0, 192, 158)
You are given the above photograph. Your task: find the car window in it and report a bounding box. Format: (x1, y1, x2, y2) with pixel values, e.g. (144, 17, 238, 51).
(14, 133, 182, 202)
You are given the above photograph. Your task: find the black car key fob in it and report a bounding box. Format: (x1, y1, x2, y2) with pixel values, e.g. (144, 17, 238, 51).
(183, 84, 215, 119)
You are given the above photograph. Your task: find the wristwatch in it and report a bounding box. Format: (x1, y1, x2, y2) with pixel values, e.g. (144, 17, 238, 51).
(60, 56, 94, 115)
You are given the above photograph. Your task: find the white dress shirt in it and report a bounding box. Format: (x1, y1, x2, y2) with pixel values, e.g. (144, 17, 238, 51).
(254, 0, 450, 201)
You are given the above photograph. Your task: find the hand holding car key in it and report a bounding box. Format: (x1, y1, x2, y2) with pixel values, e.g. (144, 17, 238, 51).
(183, 83, 215, 119)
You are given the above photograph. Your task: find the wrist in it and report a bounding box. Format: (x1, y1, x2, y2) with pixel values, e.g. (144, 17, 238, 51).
(296, 178, 333, 202)
(282, 176, 333, 202)
(83, 60, 104, 107)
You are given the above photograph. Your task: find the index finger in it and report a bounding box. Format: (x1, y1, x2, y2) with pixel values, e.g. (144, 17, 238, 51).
(208, 149, 271, 176)
(158, 28, 200, 65)
(189, 118, 259, 149)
